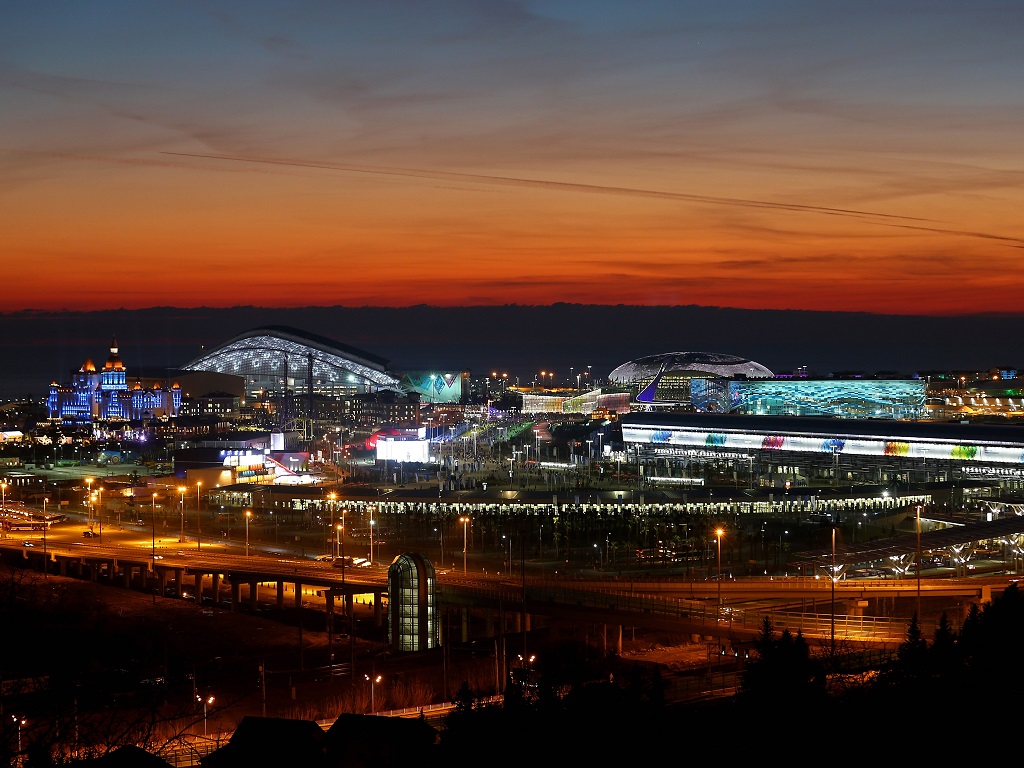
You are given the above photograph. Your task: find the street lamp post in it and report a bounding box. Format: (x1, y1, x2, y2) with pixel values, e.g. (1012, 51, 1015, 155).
(42, 498, 49, 578)
(151, 493, 158, 603)
(715, 528, 724, 607)
(12, 715, 25, 761)
(85, 478, 92, 530)
(178, 486, 186, 543)
(368, 504, 375, 565)
(199, 695, 214, 737)
(831, 526, 837, 654)
(328, 492, 336, 558)
(196, 482, 202, 551)
(916, 503, 922, 619)
(245, 510, 252, 557)
(365, 674, 381, 713)
(459, 515, 470, 573)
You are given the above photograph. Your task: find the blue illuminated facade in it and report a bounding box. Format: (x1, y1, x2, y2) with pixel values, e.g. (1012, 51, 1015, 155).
(47, 338, 181, 426)
(691, 378, 927, 419)
(400, 371, 463, 404)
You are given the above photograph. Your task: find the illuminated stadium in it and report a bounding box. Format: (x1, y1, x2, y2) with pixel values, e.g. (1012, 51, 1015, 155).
(608, 351, 774, 410)
(608, 351, 925, 419)
(180, 326, 404, 398)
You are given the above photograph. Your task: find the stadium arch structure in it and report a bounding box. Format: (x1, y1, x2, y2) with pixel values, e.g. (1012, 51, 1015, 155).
(181, 326, 405, 427)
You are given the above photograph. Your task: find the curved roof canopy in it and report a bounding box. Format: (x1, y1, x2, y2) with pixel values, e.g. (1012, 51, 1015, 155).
(608, 351, 774, 384)
(181, 326, 404, 393)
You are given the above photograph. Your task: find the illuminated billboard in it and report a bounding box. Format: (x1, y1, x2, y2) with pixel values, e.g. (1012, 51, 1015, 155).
(400, 371, 463, 404)
(376, 438, 429, 463)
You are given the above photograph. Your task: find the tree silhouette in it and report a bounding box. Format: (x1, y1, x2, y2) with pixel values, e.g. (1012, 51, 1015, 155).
(740, 617, 825, 705)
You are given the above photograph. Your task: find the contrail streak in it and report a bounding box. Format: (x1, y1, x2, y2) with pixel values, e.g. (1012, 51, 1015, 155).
(162, 150, 1024, 246)
(162, 151, 927, 224)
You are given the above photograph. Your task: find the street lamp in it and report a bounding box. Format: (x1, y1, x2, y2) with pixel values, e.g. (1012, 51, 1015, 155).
(368, 504, 375, 565)
(459, 515, 470, 573)
(245, 510, 252, 557)
(196, 482, 203, 551)
(340, 507, 347, 561)
(830, 525, 837, 654)
(178, 486, 186, 543)
(365, 674, 382, 713)
(151, 493, 158, 603)
(328, 492, 336, 558)
(12, 715, 25, 759)
(715, 528, 724, 607)
(199, 695, 214, 737)
(85, 478, 92, 529)
(916, 503, 922, 619)
(42, 498, 48, 578)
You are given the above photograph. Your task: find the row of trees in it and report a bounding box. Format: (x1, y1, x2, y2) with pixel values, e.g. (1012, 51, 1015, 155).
(440, 582, 1024, 758)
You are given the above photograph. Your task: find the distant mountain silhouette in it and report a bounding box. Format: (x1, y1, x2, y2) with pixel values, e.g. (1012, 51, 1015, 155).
(1, 303, 1021, 398)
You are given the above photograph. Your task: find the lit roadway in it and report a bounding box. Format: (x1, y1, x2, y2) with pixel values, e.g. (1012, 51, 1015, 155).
(1, 517, 1010, 645)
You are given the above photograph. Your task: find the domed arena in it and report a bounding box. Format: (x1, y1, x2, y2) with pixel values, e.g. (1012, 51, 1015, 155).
(608, 352, 774, 411)
(608, 352, 774, 384)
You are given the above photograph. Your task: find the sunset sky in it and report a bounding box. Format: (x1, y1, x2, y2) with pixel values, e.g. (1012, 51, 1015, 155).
(3, 2, 1022, 316)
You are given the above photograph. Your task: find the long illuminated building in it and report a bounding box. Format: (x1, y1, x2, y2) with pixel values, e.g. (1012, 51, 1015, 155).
(621, 411, 1024, 482)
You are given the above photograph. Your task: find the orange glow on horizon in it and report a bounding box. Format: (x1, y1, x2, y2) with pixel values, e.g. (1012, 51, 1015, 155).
(5, 6, 1023, 319)
(4, 152, 1021, 317)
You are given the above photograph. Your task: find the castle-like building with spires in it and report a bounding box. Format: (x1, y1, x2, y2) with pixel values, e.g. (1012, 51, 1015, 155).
(46, 338, 181, 425)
